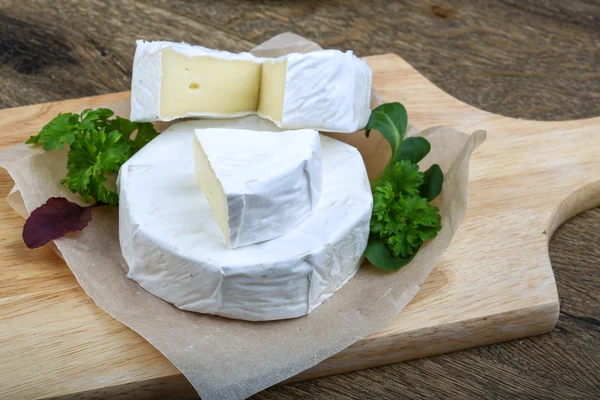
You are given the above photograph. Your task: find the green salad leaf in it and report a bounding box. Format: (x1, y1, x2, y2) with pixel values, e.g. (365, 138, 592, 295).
(365, 102, 408, 162)
(365, 103, 444, 270)
(26, 112, 80, 150)
(395, 136, 430, 164)
(364, 235, 416, 271)
(420, 164, 444, 201)
(26, 108, 159, 206)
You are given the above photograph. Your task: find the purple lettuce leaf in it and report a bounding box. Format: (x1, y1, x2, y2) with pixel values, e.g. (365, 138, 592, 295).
(22, 197, 100, 249)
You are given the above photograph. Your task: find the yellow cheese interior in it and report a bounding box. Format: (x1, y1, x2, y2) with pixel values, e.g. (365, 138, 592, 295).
(160, 47, 286, 121)
(193, 138, 230, 245)
(161, 47, 262, 118)
(257, 58, 287, 123)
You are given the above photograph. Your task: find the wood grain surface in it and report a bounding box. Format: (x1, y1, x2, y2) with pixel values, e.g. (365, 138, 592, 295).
(0, 1, 598, 399)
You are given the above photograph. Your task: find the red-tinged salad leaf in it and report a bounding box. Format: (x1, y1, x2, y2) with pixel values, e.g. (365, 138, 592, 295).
(22, 197, 101, 249)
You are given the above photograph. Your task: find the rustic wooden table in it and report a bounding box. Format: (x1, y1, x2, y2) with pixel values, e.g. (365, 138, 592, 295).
(1, 1, 598, 398)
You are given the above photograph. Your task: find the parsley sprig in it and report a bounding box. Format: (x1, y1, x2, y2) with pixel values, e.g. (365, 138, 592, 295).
(26, 108, 158, 205)
(365, 103, 443, 270)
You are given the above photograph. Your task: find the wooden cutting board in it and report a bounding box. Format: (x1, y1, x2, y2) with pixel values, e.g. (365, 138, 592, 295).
(1, 53, 598, 399)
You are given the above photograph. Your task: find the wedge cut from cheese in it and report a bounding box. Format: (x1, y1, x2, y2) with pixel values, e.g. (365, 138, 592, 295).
(130, 41, 263, 122)
(130, 40, 372, 133)
(118, 117, 372, 321)
(257, 51, 372, 132)
(193, 128, 322, 248)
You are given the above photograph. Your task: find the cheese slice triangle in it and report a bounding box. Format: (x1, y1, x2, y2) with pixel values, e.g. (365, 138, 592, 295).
(193, 128, 322, 248)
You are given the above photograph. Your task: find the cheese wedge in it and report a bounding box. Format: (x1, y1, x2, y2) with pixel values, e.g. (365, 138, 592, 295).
(193, 128, 322, 248)
(130, 40, 372, 133)
(117, 117, 372, 321)
(257, 51, 372, 132)
(130, 41, 263, 122)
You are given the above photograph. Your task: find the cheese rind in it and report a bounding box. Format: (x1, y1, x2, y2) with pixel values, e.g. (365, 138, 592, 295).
(130, 40, 372, 133)
(261, 50, 372, 133)
(118, 117, 372, 321)
(193, 127, 322, 248)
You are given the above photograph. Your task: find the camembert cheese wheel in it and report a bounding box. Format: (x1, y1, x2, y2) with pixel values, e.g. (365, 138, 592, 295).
(118, 117, 372, 321)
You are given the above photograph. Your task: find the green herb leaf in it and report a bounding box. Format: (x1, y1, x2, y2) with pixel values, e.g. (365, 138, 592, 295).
(365, 102, 444, 270)
(25, 135, 39, 144)
(365, 235, 415, 270)
(79, 108, 114, 131)
(26, 108, 160, 205)
(370, 161, 441, 259)
(385, 195, 441, 257)
(394, 136, 431, 164)
(387, 159, 423, 196)
(27, 113, 80, 150)
(101, 116, 138, 143)
(420, 164, 444, 201)
(61, 128, 129, 205)
(131, 122, 159, 154)
(365, 102, 407, 161)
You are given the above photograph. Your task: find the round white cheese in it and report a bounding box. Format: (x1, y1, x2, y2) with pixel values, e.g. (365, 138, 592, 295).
(118, 117, 372, 321)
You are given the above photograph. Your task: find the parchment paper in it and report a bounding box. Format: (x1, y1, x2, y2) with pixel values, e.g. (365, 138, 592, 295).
(0, 33, 486, 399)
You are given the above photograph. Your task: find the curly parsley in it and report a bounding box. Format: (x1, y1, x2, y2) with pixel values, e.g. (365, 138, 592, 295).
(371, 160, 441, 258)
(26, 108, 158, 206)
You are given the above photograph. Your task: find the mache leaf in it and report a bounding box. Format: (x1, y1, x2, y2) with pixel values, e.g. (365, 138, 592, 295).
(394, 136, 431, 164)
(420, 164, 444, 201)
(365, 102, 408, 162)
(365, 235, 416, 270)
